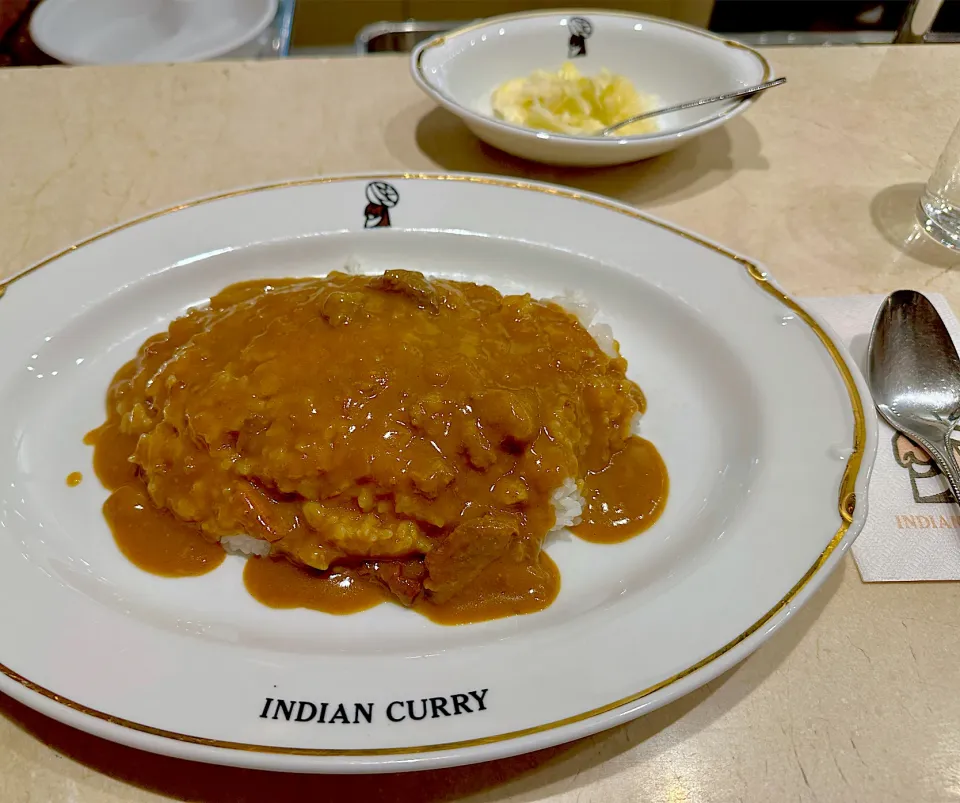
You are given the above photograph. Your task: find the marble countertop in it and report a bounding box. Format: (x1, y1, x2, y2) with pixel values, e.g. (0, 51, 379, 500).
(2, 46, 960, 803)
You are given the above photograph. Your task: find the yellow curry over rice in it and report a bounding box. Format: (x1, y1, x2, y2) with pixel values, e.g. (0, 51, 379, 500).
(86, 270, 667, 624)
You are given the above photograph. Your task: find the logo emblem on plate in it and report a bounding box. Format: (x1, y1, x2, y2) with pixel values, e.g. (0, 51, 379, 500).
(567, 17, 593, 58)
(363, 181, 400, 228)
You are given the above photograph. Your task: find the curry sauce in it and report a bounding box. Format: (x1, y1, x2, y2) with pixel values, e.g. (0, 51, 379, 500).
(89, 270, 667, 623)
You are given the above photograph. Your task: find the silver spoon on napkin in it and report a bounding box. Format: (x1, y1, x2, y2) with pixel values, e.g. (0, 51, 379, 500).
(868, 289, 960, 503)
(600, 77, 787, 137)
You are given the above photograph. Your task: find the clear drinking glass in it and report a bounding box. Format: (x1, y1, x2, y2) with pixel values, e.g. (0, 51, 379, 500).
(919, 117, 960, 249)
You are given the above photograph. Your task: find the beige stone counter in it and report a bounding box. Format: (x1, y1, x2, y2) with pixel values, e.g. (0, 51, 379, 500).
(2, 46, 960, 802)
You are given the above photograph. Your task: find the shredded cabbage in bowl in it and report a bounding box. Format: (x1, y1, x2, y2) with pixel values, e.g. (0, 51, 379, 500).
(491, 62, 659, 136)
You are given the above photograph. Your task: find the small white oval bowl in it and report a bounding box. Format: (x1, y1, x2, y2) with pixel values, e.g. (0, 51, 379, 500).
(29, 0, 278, 65)
(411, 10, 772, 167)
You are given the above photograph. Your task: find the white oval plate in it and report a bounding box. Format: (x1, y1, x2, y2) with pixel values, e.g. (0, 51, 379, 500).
(412, 11, 771, 167)
(29, 0, 278, 65)
(0, 174, 875, 773)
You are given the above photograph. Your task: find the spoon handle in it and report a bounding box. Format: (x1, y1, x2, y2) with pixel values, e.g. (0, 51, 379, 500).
(600, 77, 787, 137)
(927, 436, 960, 506)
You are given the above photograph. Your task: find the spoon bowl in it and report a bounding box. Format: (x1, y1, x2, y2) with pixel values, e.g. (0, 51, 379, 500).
(867, 289, 960, 501)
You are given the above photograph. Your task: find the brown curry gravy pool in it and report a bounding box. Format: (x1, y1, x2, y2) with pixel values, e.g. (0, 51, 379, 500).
(86, 271, 667, 624)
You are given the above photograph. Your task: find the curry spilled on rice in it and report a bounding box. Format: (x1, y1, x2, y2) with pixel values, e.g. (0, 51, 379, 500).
(85, 270, 667, 624)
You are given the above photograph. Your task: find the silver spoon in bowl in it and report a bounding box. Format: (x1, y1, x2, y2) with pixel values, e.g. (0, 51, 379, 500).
(600, 77, 787, 137)
(867, 289, 960, 504)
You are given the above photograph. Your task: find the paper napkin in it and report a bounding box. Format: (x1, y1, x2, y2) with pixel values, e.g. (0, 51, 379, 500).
(806, 293, 960, 582)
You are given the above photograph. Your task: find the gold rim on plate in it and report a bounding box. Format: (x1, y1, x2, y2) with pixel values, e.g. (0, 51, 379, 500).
(0, 173, 865, 758)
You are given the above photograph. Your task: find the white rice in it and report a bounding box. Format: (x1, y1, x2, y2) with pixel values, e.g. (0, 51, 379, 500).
(220, 534, 271, 557)
(214, 268, 636, 555)
(549, 477, 584, 534)
(549, 290, 618, 360)
(547, 290, 643, 524)
(343, 255, 362, 275)
(548, 287, 642, 436)
(550, 290, 599, 327)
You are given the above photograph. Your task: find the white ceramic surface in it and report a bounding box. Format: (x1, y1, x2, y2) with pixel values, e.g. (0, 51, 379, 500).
(29, 0, 278, 64)
(411, 11, 772, 167)
(0, 174, 874, 773)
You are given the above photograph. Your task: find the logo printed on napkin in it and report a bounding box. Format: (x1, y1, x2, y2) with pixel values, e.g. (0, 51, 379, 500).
(806, 294, 960, 582)
(892, 430, 959, 506)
